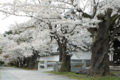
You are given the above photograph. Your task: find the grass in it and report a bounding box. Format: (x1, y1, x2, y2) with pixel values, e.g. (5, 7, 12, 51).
(15, 67, 38, 71)
(47, 71, 120, 80)
(111, 70, 120, 74)
(1, 66, 37, 71)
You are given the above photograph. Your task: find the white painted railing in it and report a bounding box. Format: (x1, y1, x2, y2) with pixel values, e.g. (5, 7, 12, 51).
(71, 59, 91, 72)
(38, 60, 57, 70)
(38, 59, 91, 72)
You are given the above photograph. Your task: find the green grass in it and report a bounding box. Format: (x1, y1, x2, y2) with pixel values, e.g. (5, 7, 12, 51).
(111, 71, 120, 74)
(47, 71, 120, 80)
(14, 66, 38, 71)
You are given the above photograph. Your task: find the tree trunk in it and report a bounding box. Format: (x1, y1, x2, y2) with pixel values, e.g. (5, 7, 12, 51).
(57, 37, 71, 72)
(28, 49, 38, 69)
(15, 59, 19, 67)
(58, 41, 63, 62)
(60, 53, 71, 72)
(90, 21, 110, 76)
(17, 57, 23, 67)
(87, 8, 120, 76)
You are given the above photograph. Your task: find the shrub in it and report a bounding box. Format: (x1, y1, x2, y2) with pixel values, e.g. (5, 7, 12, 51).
(0, 61, 4, 66)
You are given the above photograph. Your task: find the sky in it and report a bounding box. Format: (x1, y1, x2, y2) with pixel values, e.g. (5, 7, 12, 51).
(0, 14, 31, 33)
(0, 0, 31, 34)
(0, 0, 102, 34)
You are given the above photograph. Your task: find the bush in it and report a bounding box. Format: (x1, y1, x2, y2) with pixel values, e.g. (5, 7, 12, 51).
(0, 61, 4, 66)
(8, 62, 15, 66)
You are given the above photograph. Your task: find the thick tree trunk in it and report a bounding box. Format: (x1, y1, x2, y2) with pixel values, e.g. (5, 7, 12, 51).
(60, 53, 71, 72)
(87, 8, 120, 76)
(57, 37, 71, 72)
(90, 21, 110, 76)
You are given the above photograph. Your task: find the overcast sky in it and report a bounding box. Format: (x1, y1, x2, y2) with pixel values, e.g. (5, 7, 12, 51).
(0, 0, 31, 34)
(0, 14, 31, 33)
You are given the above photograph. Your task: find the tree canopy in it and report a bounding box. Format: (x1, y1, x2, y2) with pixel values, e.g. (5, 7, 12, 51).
(0, 0, 120, 75)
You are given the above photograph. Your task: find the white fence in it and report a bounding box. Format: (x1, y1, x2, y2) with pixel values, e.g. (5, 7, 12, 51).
(71, 59, 91, 72)
(38, 59, 91, 72)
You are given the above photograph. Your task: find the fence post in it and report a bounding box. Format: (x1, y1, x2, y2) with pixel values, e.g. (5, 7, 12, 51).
(82, 60, 86, 69)
(44, 60, 47, 69)
(53, 62, 61, 72)
(38, 62, 40, 70)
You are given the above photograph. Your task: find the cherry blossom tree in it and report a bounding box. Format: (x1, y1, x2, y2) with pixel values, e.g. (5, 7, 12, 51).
(3, 19, 53, 68)
(7, 16, 91, 71)
(0, 0, 120, 76)
(49, 0, 120, 75)
(61, 0, 120, 75)
(0, 34, 18, 64)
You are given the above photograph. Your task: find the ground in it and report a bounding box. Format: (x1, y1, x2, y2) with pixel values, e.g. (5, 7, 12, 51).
(0, 67, 76, 80)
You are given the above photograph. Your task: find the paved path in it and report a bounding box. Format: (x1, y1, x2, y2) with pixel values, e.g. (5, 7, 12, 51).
(0, 67, 76, 80)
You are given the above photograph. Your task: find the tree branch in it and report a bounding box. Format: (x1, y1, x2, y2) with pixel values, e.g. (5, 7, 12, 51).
(111, 26, 120, 38)
(110, 14, 120, 25)
(69, 44, 90, 52)
(77, 0, 98, 19)
(68, 25, 76, 34)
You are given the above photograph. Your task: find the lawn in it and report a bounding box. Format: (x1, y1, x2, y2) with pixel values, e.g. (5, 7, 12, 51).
(48, 71, 120, 80)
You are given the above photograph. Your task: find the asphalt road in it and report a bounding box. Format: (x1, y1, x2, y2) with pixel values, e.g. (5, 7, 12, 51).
(0, 67, 76, 80)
